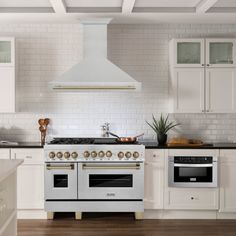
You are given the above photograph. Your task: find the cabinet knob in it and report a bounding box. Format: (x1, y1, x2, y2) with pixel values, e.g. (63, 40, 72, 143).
(201, 64, 205, 66)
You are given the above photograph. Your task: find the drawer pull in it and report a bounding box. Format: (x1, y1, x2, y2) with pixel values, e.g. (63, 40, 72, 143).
(25, 156, 33, 159)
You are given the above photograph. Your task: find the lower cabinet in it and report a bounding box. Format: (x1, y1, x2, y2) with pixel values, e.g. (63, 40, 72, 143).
(0, 149, 10, 159)
(164, 188, 219, 210)
(219, 150, 236, 212)
(11, 149, 44, 212)
(144, 149, 164, 209)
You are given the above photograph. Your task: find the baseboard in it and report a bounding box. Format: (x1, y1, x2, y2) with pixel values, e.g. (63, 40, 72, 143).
(17, 210, 47, 219)
(217, 212, 236, 219)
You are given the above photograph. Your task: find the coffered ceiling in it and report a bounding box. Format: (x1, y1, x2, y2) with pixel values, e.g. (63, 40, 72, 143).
(0, 0, 236, 24)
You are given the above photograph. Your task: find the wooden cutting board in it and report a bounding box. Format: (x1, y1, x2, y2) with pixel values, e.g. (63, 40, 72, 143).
(167, 143, 204, 147)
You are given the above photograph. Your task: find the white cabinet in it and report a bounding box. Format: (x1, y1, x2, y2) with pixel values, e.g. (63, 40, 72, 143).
(170, 38, 236, 113)
(164, 149, 219, 210)
(206, 39, 236, 68)
(206, 68, 236, 113)
(144, 149, 164, 209)
(219, 150, 236, 212)
(172, 39, 205, 68)
(0, 149, 10, 159)
(172, 68, 204, 113)
(11, 149, 44, 211)
(0, 37, 15, 113)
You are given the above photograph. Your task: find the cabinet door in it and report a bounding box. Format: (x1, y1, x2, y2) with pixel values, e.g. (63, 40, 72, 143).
(0, 38, 15, 67)
(0, 67, 15, 113)
(220, 150, 236, 212)
(17, 165, 44, 209)
(144, 150, 164, 209)
(173, 39, 205, 67)
(0, 149, 10, 159)
(206, 68, 236, 113)
(206, 39, 236, 68)
(173, 68, 205, 113)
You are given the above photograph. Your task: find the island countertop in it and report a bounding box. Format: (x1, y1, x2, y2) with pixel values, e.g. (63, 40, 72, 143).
(0, 159, 23, 183)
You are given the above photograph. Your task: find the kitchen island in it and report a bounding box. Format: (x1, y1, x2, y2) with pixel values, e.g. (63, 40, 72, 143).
(0, 159, 23, 235)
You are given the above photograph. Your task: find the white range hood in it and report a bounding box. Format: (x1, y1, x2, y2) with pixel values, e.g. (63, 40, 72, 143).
(49, 18, 141, 92)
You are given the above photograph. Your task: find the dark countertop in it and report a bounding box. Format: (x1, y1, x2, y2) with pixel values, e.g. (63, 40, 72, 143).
(140, 141, 236, 149)
(0, 142, 43, 149)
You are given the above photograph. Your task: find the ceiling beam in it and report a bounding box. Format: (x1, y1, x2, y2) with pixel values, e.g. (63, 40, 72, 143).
(49, 0, 66, 13)
(196, 0, 218, 13)
(122, 0, 136, 14)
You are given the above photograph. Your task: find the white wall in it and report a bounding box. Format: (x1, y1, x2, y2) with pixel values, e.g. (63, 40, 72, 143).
(0, 23, 236, 142)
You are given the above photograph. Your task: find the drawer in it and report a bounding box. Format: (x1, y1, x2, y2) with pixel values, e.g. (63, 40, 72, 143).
(168, 149, 219, 157)
(11, 149, 43, 165)
(220, 150, 236, 163)
(145, 149, 164, 163)
(0, 149, 10, 159)
(165, 188, 219, 210)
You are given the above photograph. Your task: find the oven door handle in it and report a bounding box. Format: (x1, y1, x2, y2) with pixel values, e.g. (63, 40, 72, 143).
(82, 164, 141, 170)
(173, 164, 213, 167)
(46, 164, 74, 170)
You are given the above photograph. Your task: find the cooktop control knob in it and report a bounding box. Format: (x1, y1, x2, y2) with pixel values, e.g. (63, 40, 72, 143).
(91, 151, 97, 158)
(83, 151, 90, 158)
(56, 152, 63, 159)
(71, 152, 78, 159)
(49, 152, 56, 159)
(125, 152, 132, 159)
(106, 151, 112, 158)
(98, 151, 105, 158)
(118, 152, 125, 159)
(64, 152, 70, 159)
(133, 151, 140, 159)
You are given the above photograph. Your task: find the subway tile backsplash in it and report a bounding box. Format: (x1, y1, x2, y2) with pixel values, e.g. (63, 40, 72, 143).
(0, 24, 236, 142)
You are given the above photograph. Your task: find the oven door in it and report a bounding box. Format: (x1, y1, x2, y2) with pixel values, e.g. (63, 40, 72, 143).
(169, 161, 217, 187)
(78, 162, 144, 200)
(45, 163, 78, 200)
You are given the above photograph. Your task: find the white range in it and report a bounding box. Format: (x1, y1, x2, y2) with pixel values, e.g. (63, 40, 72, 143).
(44, 138, 145, 220)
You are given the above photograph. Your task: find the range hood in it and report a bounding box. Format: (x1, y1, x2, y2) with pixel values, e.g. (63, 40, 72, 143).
(49, 18, 141, 92)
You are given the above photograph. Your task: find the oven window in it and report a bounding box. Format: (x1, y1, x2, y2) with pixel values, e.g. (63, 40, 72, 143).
(54, 175, 68, 188)
(174, 167, 212, 182)
(89, 174, 133, 187)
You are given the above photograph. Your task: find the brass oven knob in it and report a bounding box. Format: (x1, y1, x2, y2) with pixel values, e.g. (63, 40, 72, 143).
(71, 152, 78, 159)
(98, 151, 105, 158)
(133, 152, 140, 159)
(118, 152, 125, 159)
(91, 151, 97, 158)
(83, 151, 90, 158)
(125, 152, 132, 159)
(49, 152, 55, 159)
(56, 152, 63, 159)
(106, 151, 112, 158)
(64, 152, 70, 159)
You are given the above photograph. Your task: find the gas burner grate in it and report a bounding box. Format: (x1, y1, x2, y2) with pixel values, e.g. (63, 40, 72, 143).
(49, 138, 95, 145)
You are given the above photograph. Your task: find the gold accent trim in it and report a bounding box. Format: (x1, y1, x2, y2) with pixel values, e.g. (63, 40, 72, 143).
(53, 86, 136, 90)
(46, 164, 74, 170)
(47, 212, 54, 220)
(75, 212, 82, 220)
(134, 212, 143, 220)
(82, 164, 140, 170)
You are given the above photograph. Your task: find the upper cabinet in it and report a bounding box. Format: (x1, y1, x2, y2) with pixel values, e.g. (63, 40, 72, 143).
(170, 38, 236, 113)
(0, 37, 15, 113)
(206, 39, 236, 68)
(0, 38, 15, 67)
(172, 39, 205, 67)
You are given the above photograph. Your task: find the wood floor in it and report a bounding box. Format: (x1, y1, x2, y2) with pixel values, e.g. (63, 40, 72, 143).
(18, 213, 236, 236)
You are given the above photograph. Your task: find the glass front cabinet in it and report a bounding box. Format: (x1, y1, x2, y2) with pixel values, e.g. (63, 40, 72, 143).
(0, 37, 15, 66)
(206, 39, 236, 67)
(173, 39, 205, 67)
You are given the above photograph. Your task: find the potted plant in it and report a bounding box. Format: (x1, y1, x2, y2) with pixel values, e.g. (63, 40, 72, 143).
(146, 114, 180, 145)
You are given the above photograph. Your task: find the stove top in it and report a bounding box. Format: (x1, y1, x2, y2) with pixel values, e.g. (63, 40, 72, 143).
(48, 138, 139, 145)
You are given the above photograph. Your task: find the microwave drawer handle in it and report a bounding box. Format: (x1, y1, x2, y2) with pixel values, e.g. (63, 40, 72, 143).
(174, 164, 213, 167)
(82, 164, 140, 170)
(46, 164, 74, 170)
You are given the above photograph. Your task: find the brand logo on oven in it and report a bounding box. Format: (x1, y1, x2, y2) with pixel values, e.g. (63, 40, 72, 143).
(190, 178, 197, 182)
(107, 193, 116, 197)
